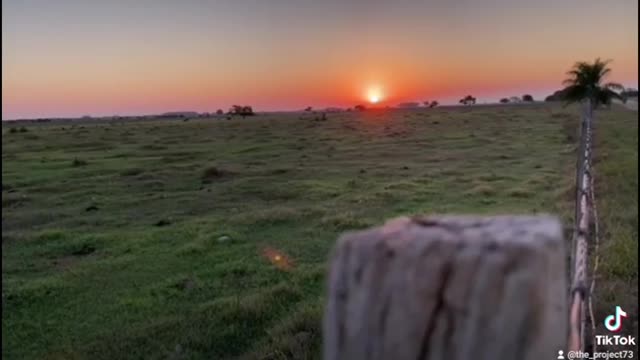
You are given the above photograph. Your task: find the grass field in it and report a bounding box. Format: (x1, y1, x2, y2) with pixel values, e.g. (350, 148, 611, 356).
(592, 107, 638, 344)
(2, 104, 636, 359)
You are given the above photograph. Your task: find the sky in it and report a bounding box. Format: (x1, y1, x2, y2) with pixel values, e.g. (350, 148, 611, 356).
(2, 0, 638, 119)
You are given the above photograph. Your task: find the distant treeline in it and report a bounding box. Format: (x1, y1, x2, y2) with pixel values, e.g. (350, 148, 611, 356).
(545, 88, 637, 102)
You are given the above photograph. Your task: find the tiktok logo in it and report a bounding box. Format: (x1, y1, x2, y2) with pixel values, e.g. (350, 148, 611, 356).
(604, 306, 627, 332)
(596, 307, 636, 346)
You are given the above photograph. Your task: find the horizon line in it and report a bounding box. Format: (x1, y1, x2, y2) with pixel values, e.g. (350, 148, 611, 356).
(2, 101, 562, 122)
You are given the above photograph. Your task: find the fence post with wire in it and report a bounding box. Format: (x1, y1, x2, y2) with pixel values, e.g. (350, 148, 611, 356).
(322, 103, 597, 360)
(568, 100, 596, 353)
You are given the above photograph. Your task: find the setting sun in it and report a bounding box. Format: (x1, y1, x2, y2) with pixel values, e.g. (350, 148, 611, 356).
(367, 86, 383, 104)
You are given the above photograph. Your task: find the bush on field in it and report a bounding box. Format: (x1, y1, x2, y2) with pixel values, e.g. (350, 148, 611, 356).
(72, 158, 88, 167)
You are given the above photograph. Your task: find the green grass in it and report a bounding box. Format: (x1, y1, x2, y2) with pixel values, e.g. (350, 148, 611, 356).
(591, 107, 638, 343)
(1, 104, 632, 359)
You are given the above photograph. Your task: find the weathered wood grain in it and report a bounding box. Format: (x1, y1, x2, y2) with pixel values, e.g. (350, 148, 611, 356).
(324, 215, 567, 360)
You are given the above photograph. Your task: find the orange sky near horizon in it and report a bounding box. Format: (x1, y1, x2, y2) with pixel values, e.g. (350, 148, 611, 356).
(2, 0, 638, 119)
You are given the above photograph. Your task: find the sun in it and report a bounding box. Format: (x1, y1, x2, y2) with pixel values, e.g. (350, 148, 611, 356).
(367, 86, 383, 104)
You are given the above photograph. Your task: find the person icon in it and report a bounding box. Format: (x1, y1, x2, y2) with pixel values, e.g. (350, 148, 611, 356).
(557, 350, 565, 359)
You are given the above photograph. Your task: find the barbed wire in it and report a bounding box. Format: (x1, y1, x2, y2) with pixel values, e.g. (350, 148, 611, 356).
(588, 159, 600, 354)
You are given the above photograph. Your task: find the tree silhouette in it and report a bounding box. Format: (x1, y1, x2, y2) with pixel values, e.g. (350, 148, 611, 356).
(522, 94, 534, 102)
(561, 58, 624, 109)
(229, 105, 255, 118)
(242, 106, 254, 116)
(354, 104, 367, 111)
(429, 101, 439, 108)
(545, 89, 570, 102)
(216, 109, 224, 115)
(500, 98, 510, 104)
(459, 95, 476, 105)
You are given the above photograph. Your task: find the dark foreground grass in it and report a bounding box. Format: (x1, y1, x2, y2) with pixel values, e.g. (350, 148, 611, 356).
(0, 104, 629, 359)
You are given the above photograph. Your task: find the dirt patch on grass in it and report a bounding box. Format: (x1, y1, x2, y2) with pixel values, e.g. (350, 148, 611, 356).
(201, 166, 233, 183)
(52, 245, 97, 271)
(71, 158, 88, 167)
(2, 193, 30, 208)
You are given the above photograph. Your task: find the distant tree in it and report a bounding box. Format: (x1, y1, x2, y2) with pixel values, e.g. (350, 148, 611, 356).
(429, 101, 439, 108)
(354, 104, 367, 111)
(242, 106, 254, 115)
(500, 98, 510, 104)
(305, 106, 313, 112)
(522, 94, 534, 102)
(509, 96, 521, 103)
(459, 95, 476, 105)
(561, 58, 625, 110)
(216, 109, 224, 115)
(545, 88, 570, 102)
(423, 101, 430, 107)
(229, 105, 255, 118)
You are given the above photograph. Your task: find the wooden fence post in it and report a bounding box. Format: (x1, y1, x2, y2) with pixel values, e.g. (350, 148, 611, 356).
(324, 215, 567, 360)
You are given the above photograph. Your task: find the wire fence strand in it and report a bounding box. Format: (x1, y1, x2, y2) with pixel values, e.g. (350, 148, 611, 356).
(569, 101, 596, 353)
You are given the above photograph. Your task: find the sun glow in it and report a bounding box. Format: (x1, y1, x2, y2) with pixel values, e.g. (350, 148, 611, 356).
(367, 86, 383, 104)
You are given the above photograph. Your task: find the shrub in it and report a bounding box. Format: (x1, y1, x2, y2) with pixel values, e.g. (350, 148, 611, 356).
(201, 166, 229, 183)
(459, 95, 476, 105)
(120, 168, 143, 177)
(72, 158, 88, 167)
(229, 105, 255, 117)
